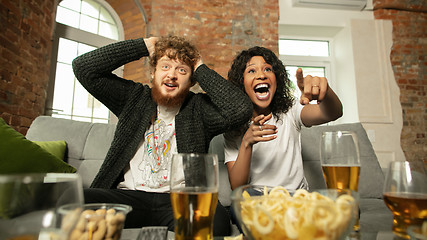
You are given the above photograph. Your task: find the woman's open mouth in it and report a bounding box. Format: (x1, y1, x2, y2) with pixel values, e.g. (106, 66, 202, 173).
(254, 83, 270, 100)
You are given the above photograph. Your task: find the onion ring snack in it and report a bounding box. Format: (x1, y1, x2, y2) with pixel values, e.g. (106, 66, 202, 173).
(232, 186, 359, 240)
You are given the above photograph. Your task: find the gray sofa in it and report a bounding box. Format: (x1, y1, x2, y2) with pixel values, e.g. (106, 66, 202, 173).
(26, 116, 393, 238)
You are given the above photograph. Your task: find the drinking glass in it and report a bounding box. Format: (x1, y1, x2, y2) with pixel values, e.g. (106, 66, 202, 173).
(320, 130, 361, 232)
(170, 153, 219, 240)
(383, 161, 427, 239)
(0, 173, 84, 240)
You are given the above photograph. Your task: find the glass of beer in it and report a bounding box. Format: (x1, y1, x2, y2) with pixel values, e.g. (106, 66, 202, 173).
(320, 130, 361, 232)
(383, 161, 427, 239)
(170, 153, 219, 240)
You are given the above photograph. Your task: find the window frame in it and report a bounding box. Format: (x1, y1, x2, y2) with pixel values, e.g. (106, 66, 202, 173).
(278, 37, 336, 90)
(46, 0, 124, 123)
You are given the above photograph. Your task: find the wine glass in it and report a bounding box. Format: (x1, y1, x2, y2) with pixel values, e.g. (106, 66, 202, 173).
(169, 153, 219, 240)
(383, 161, 427, 239)
(320, 130, 361, 232)
(0, 173, 84, 240)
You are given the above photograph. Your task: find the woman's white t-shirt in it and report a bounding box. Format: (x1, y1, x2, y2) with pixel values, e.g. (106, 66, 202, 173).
(224, 102, 308, 191)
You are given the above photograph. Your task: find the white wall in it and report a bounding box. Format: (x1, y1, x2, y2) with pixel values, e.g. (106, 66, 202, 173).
(333, 25, 359, 124)
(279, 0, 374, 27)
(279, 0, 406, 167)
(350, 19, 406, 166)
(279, 0, 373, 124)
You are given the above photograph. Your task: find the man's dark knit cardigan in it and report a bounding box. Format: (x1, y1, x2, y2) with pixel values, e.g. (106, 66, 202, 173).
(72, 38, 253, 189)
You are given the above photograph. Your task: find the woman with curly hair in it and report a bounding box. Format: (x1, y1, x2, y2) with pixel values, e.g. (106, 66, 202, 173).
(224, 46, 343, 192)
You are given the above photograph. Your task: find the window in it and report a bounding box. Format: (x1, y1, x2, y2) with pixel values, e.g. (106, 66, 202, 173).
(279, 39, 333, 100)
(279, 39, 329, 57)
(56, 0, 119, 40)
(46, 0, 123, 123)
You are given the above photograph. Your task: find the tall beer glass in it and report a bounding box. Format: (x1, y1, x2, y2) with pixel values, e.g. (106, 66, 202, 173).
(170, 153, 219, 240)
(320, 131, 361, 231)
(383, 161, 427, 239)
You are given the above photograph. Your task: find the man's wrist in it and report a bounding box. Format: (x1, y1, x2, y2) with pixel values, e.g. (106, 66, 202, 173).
(195, 59, 204, 70)
(144, 37, 157, 57)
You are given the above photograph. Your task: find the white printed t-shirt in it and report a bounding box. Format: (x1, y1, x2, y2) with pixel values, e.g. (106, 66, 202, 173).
(118, 105, 180, 192)
(224, 102, 308, 191)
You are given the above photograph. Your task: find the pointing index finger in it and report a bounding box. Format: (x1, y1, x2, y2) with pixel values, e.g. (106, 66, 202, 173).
(296, 68, 304, 88)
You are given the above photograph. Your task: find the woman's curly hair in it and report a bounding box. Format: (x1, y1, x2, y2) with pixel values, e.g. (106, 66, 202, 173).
(227, 46, 295, 120)
(150, 36, 200, 83)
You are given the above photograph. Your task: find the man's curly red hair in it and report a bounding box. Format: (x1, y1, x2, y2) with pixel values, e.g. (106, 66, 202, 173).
(149, 36, 200, 82)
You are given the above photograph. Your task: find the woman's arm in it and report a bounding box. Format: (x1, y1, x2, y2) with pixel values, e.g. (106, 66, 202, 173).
(226, 114, 277, 190)
(300, 86, 343, 127)
(296, 68, 343, 127)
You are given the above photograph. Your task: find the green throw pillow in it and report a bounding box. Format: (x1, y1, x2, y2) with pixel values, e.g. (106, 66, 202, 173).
(0, 118, 76, 174)
(33, 140, 67, 161)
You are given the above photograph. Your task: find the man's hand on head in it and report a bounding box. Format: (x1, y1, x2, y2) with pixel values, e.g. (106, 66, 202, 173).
(144, 37, 158, 57)
(195, 58, 204, 70)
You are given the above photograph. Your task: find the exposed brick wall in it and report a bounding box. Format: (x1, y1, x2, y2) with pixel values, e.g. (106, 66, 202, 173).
(147, 0, 279, 78)
(118, 0, 279, 84)
(373, 0, 427, 161)
(0, 0, 56, 134)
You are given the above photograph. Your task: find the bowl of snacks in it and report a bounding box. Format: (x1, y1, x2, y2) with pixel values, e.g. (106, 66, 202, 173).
(60, 203, 132, 240)
(231, 185, 359, 240)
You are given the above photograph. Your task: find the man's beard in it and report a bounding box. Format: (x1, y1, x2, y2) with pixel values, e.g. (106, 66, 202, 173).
(151, 83, 190, 108)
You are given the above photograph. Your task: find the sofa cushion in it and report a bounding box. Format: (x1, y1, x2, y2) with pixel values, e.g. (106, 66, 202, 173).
(0, 118, 76, 174)
(25, 117, 118, 188)
(301, 123, 385, 199)
(26, 116, 93, 164)
(33, 140, 67, 161)
(82, 123, 116, 160)
(78, 123, 116, 187)
(360, 198, 393, 232)
(209, 134, 232, 206)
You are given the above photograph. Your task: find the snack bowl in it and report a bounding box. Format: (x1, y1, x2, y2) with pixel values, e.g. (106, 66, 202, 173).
(231, 185, 359, 240)
(60, 203, 132, 240)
